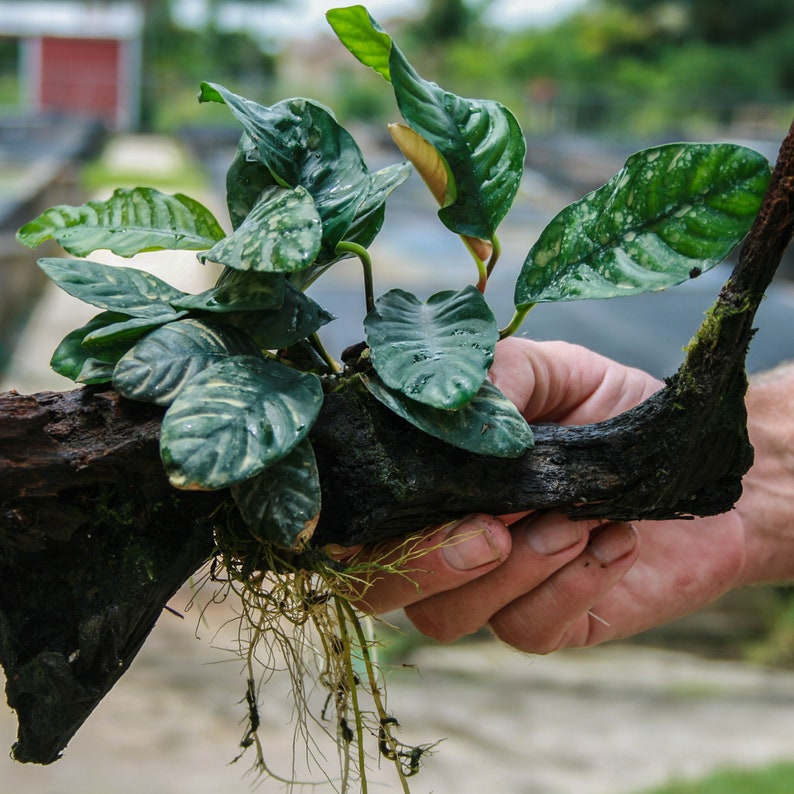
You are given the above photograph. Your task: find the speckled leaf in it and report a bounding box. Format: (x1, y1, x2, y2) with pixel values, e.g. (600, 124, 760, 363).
(17, 187, 225, 257)
(363, 373, 534, 457)
(515, 143, 771, 307)
(199, 185, 321, 272)
(199, 83, 371, 254)
(113, 318, 262, 406)
(160, 355, 323, 490)
(50, 311, 135, 384)
(231, 439, 321, 550)
(38, 257, 187, 318)
(171, 270, 286, 313)
(364, 286, 498, 409)
(226, 281, 335, 349)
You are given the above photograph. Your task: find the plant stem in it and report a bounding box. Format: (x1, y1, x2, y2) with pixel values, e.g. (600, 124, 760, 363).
(499, 303, 534, 339)
(336, 241, 375, 314)
(309, 333, 342, 374)
(486, 234, 501, 277)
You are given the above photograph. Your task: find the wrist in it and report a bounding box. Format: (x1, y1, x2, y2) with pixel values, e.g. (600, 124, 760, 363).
(736, 362, 794, 586)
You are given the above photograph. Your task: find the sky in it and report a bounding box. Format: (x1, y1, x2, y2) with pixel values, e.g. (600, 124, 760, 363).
(173, 0, 587, 43)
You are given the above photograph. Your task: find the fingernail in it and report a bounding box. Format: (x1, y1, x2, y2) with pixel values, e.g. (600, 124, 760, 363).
(589, 523, 637, 565)
(526, 517, 584, 555)
(441, 517, 503, 571)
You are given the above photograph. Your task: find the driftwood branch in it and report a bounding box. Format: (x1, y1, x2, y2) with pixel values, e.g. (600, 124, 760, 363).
(2, 119, 794, 764)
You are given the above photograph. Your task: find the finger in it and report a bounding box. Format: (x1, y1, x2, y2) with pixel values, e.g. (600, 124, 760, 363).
(403, 512, 595, 643)
(488, 522, 640, 653)
(489, 337, 662, 424)
(350, 514, 512, 615)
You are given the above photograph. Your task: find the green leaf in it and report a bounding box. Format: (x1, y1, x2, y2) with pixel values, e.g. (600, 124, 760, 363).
(363, 373, 534, 457)
(326, 5, 392, 80)
(344, 161, 412, 249)
(171, 270, 286, 313)
(50, 312, 135, 384)
(82, 313, 187, 346)
(113, 318, 262, 406)
(199, 83, 371, 254)
(231, 439, 321, 550)
(515, 143, 771, 307)
(226, 132, 278, 230)
(389, 47, 526, 241)
(226, 282, 335, 349)
(199, 185, 322, 272)
(364, 286, 498, 409)
(17, 187, 225, 257)
(38, 257, 187, 318)
(328, 8, 525, 241)
(160, 355, 323, 490)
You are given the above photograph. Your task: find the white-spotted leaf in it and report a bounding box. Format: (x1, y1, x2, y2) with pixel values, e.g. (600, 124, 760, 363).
(160, 355, 323, 490)
(199, 185, 322, 272)
(515, 143, 771, 307)
(17, 187, 225, 257)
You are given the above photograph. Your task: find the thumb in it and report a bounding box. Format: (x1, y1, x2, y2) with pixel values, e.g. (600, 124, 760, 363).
(350, 514, 511, 615)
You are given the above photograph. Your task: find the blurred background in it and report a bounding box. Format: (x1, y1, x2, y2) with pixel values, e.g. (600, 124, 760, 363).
(3, 1, 794, 792)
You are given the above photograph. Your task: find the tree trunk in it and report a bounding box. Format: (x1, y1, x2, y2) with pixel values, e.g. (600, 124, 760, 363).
(2, 118, 794, 764)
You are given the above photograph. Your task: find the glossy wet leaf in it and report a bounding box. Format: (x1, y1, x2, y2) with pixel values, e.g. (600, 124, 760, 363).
(50, 312, 135, 384)
(38, 257, 187, 318)
(199, 185, 321, 272)
(226, 132, 278, 230)
(329, 6, 525, 241)
(226, 282, 335, 349)
(364, 286, 498, 409)
(290, 161, 412, 289)
(231, 439, 321, 550)
(160, 355, 323, 490)
(113, 318, 262, 406)
(363, 373, 534, 457)
(199, 83, 371, 255)
(172, 270, 286, 314)
(17, 187, 225, 257)
(515, 143, 771, 307)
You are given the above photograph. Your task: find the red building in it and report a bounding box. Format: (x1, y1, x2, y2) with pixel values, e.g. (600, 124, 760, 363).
(0, 1, 143, 130)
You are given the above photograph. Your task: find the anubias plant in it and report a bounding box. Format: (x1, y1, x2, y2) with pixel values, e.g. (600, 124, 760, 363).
(16, 4, 771, 790)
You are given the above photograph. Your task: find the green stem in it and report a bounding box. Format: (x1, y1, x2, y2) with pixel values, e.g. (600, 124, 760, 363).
(499, 304, 534, 339)
(309, 333, 342, 374)
(337, 241, 375, 314)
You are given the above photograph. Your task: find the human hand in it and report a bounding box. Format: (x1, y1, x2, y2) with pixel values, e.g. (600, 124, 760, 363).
(339, 337, 746, 653)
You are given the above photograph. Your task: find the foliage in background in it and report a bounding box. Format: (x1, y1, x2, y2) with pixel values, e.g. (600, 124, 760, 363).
(633, 760, 794, 794)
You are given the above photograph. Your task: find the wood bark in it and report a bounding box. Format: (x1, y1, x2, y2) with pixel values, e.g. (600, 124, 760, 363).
(2, 119, 794, 764)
